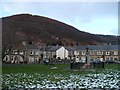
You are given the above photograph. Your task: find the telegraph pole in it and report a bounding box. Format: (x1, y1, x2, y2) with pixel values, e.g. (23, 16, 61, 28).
(86, 45, 90, 64)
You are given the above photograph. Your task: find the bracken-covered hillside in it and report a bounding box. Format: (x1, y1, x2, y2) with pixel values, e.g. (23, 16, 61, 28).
(2, 14, 119, 54)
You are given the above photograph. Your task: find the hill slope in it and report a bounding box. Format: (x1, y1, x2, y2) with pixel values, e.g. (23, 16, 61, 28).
(2, 14, 119, 51)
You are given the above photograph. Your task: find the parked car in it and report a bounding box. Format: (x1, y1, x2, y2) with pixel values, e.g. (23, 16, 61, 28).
(43, 58, 49, 65)
(81, 60, 86, 63)
(92, 60, 102, 64)
(105, 60, 115, 64)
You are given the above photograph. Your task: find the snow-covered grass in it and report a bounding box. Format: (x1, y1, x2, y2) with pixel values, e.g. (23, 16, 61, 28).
(2, 70, 120, 89)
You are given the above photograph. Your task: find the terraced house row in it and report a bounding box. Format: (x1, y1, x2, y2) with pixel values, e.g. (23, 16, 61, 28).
(3, 43, 120, 64)
(72, 45, 120, 62)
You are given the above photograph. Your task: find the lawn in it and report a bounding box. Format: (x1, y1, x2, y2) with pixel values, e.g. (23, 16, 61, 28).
(2, 63, 119, 74)
(2, 64, 70, 74)
(2, 63, 120, 89)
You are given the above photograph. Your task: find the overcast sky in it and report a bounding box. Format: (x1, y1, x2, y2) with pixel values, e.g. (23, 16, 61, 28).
(0, 0, 118, 35)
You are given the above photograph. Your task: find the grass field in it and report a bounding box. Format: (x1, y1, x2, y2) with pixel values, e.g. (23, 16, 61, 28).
(2, 63, 119, 74)
(2, 63, 120, 89)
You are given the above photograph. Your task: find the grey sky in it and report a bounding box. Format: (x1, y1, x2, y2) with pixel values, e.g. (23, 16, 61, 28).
(0, 1, 118, 35)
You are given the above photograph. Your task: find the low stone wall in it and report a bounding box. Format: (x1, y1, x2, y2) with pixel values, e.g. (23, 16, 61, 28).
(92, 62, 104, 68)
(70, 62, 85, 69)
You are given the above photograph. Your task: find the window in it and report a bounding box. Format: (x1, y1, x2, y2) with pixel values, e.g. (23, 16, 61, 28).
(106, 57, 110, 60)
(97, 51, 103, 55)
(91, 57, 95, 60)
(114, 57, 118, 60)
(5, 50, 9, 54)
(90, 51, 94, 55)
(36, 57, 39, 61)
(35, 51, 39, 55)
(11, 56, 14, 60)
(30, 51, 34, 55)
(100, 51, 103, 55)
(114, 51, 118, 55)
(82, 51, 86, 55)
(12, 50, 14, 54)
(14, 51, 18, 54)
(74, 51, 79, 55)
(106, 51, 110, 55)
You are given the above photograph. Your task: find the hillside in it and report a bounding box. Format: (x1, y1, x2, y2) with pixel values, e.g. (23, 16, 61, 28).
(2, 14, 119, 53)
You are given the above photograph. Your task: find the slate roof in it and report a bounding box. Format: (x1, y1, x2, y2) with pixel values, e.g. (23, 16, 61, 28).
(40, 46, 52, 51)
(48, 46, 62, 51)
(73, 45, 120, 51)
(64, 47, 75, 51)
(12, 44, 120, 51)
(43, 45, 120, 52)
(48, 46, 75, 51)
(26, 44, 39, 50)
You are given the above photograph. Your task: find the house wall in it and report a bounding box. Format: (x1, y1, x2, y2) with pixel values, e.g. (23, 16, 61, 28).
(73, 49, 119, 61)
(3, 46, 120, 64)
(3, 54, 24, 63)
(28, 56, 34, 63)
(56, 46, 68, 59)
(3, 55, 11, 62)
(26, 49, 40, 63)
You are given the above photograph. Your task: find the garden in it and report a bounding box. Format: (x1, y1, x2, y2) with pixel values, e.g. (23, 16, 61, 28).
(2, 63, 120, 89)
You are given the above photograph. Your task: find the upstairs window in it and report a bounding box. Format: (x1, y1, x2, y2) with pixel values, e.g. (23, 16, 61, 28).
(35, 51, 39, 55)
(114, 51, 118, 55)
(100, 51, 103, 55)
(74, 51, 79, 55)
(106, 51, 110, 55)
(97, 51, 103, 55)
(82, 51, 86, 55)
(30, 51, 34, 55)
(90, 51, 95, 55)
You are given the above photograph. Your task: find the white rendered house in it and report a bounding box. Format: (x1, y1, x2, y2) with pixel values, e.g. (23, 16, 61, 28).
(49, 46, 69, 59)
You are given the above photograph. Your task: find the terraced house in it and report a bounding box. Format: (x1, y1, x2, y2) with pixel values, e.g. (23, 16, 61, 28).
(3, 44, 120, 64)
(3, 43, 40, 64)
(73, 45, 120, 62)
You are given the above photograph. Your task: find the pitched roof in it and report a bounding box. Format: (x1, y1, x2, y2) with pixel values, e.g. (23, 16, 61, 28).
(48, 46, 62, 51)
(89, 45, 119, 50)
(64, 46, 75, 51)
(40, 46, 52, 51)
(26, 44, 39, 50)
(73, 45, 120, 50)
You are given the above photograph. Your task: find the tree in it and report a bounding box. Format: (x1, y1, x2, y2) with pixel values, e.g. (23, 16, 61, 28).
(57, 40, 63, 46)
(53, 55, 57, 59)
(40, 54, 43, 59)
(76, 42, 79, 46)
(70, 43, 74, 46)
(68, 55, 72, 59)
(28, 41, 32, 44)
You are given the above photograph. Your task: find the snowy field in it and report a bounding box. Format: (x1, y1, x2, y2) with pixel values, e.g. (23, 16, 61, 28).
(2, 69, 120, 89)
